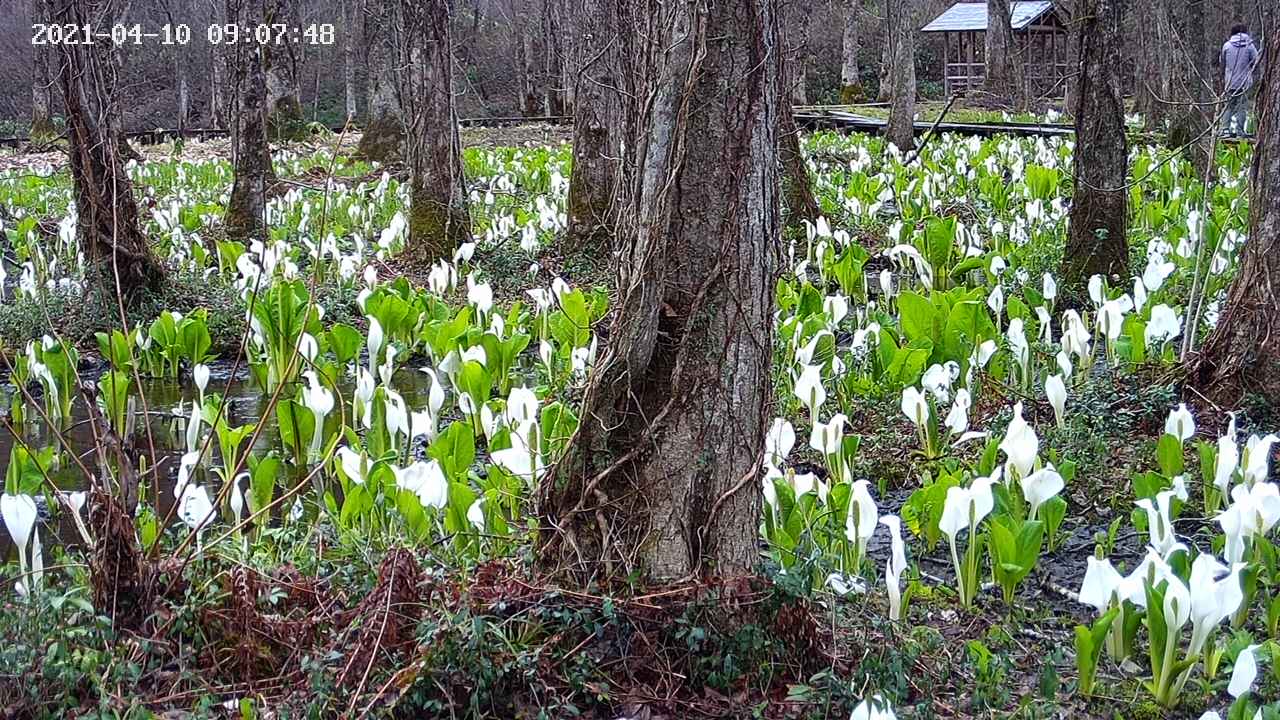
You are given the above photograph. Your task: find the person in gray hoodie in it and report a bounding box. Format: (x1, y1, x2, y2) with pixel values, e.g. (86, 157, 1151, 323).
(1220, 24, 1260, 138)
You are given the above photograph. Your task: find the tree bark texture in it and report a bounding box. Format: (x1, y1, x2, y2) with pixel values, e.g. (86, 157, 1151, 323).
(983, 0, 1022, 105)
(225, 0, 275, 242)
(1062, 0, 1129, 291)
(541, 0, 566, 116)
(840, 0, 863, 102)
(1133, 0, 1168, 131)
(53, 0, 163, 299)
(343, 0, 359, 121)
(357, 0, 403, 161)
(398, 0, 472, 262)
(564, 0, 633, 249)
(538, 0, 780, 582)
(263, 0, 306, 140)
(1194, 10, 1280, 407)
(516, 18, 540, 116)
(30, 0, 57, 143)
(885, 0, 917, 150)
(208, 0, 229, 129)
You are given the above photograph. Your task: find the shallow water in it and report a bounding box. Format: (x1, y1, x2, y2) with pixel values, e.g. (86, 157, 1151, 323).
(0, 358, 440, 561)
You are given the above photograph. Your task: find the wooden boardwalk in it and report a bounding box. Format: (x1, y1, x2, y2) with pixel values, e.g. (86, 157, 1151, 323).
(3, 107, 1257, 148)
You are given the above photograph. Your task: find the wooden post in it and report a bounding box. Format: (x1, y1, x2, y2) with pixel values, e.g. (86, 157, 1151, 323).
(967, 31, 976, 90)
(943, 32, 951, 96)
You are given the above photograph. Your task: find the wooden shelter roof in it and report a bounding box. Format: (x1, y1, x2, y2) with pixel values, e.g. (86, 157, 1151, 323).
(920, 1, 1057, 32)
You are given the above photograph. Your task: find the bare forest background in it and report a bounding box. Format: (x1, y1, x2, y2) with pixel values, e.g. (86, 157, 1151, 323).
(0, 0, 1268, 135)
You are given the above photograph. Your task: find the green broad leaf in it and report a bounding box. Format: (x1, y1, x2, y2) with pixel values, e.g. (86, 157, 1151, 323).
(339, 483, 374, 527)
(429, 422, 476, 482)
(443, 480, 478, 537)
(1156, 433, 1185, 478)
(1196, 439, 1217, 487)
(898, 291, 938, 345)
(924, 216, 958, 276)
(276, 398, 315, 465)
(247, 453, 281, 516)
(178, 315, 212, 365)
(948, 256, 986, 280)
(539, 401, 579, 457)
(457, 360, 492, 407)
(396, 488, 431, 540)
(1040, 496, 1068, 550)
(327, 323, 363, 366)
(559, 288, 590, 328)
(902, 472, 959, 549)
(885, 343, 931, 388)
(943, 299, 995, 365)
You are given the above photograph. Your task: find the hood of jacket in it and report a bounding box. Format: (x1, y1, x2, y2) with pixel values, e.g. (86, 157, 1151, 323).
(1229, 32, 1252, 47)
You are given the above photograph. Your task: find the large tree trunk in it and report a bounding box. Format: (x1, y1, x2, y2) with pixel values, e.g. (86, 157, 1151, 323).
(537, 0, 780, 582)
(1164, 0, 1212, 176)
(263, 0, 306, 140)
(1193, 10, 1280, 407)
(885, 0, 917, 150)
(30, 0, 57, 143)
(357, 0, 403, 162)
(398, 0, 471, 262)
(1062, 0, 1129, 292)
(53, 0, 163, 299)
(564, 0, 632, 249)
(983, 0, 1022, 105)
(840, 0, 864, 102)
(225, 0, 275, 242)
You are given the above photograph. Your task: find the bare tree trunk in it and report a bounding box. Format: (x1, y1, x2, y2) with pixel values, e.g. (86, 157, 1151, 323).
(984, 0, 1022, 105)
(207, 0, 228, 129)
(53, 0, 163, 299)
(564, 0, 632, 249)
(1133, 0, 1167, 131)
(343, 0, 358, 122)
(541, 0, 565, 116)
(841, 0, 864, 102)
(263, 0, 306, 140)
(225, 0, 274, 242)
(1062, 0, 1129, 292)
(886, 0, 917, 150)
(398, 0, 471, 261)
(1165, 0, 1212, 176)
(30, 0, 57, 143)
(1193, 10, 1280, 407)
(162, 0, 191, 136)
(538, 0, 780, 581)
(357, 0, 403, 161)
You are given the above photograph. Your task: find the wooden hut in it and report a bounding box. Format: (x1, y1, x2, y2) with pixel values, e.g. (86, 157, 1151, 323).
(921, 1, 1070, 101)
